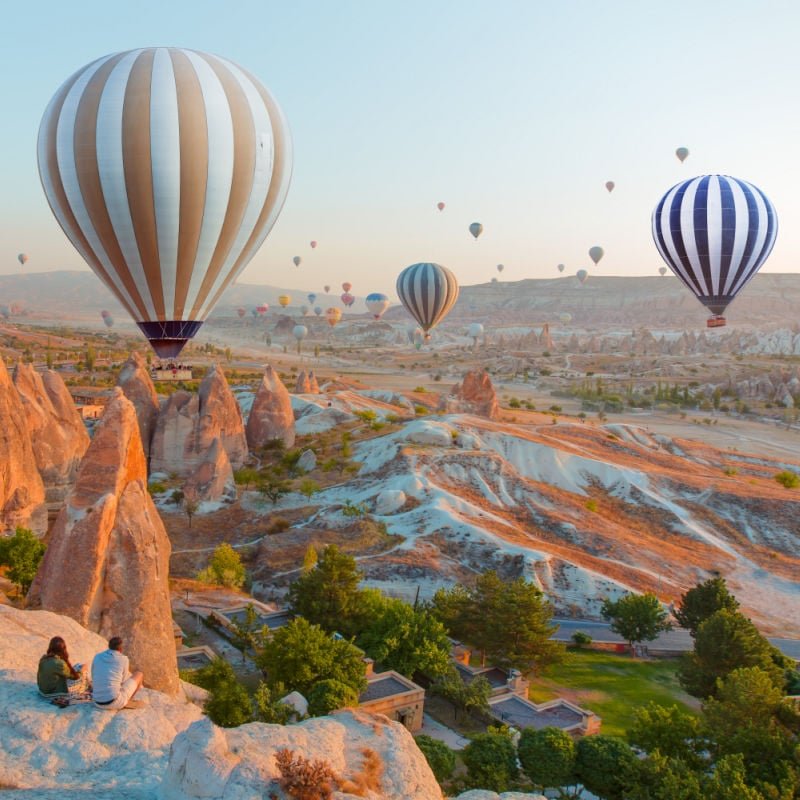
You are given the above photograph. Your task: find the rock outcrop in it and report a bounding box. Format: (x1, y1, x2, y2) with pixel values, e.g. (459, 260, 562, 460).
(539, 323, 554, 351)
(0, 360, 47, 535)
(116, 352, 160, 459)
(182, 438, 236, 505)
(308, 370, 321, 393)
(438, 369, 499, 419)
(297, 449, 317, 473)
(150, 365, 248, 477)
(13, 363, 89, 510)
(246, 365, 296, 450)
(29, 389, 180, 695)
(295, 369, 311, 393)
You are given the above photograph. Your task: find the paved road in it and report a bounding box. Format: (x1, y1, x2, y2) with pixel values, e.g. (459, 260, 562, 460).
(552, 618, 800, 661)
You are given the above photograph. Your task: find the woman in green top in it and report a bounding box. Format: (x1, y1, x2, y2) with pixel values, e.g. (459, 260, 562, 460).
(37, 636, 89, 697)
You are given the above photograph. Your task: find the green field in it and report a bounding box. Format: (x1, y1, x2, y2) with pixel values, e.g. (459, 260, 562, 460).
(528, 649, 700, 738)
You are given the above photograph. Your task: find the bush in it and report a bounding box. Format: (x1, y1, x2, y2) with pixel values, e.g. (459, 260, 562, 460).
(414, 405, 429, 416)
(571, 630, 592, 647)
(307, 678, 359, 716)
(508, 397, 521, 408)
(414, 735, 455, 784)
(518, 726, 576, 790)
(462, 731, 518, 791)
(275, 749, 336, 800)
(774, 470, 799, 488)
(413, 386, 427, 393)
(0, 527, 45, 595)
(148, 481, 167, 495)
(267, 517, 291, 534)
(196, 543, 246, 588)
(585, 499, 598, 512)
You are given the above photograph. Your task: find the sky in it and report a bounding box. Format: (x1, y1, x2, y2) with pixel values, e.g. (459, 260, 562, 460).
(3, 0, 800, 298)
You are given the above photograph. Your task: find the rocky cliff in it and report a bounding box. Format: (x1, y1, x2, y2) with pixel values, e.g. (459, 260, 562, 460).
(438, 370, 499, 419)
(29, 389, 180, 695)
(117, 351, 160, 460)
(246, 365, 296, 450)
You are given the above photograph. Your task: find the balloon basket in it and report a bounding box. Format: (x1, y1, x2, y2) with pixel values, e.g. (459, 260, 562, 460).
(706, 316, 726, 329)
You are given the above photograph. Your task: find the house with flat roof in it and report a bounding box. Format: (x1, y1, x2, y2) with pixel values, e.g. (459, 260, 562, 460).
(489, 693, 601, 737)
(358, 659, 425, 733)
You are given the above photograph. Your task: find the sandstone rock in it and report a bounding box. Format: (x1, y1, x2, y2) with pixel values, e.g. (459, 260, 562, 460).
(117, 352, 160, 459)
(438, 369, 499, 419)
(29, 389, 180, 695)
(197, 365, 248, 470)
(0, 360, 47, 535)
(453, 792, 546, 800)
(297, 449, 317, 473)
(308, 370, 321, 393)
(0, 606, 202, 794)
(538, 323, 554, 351)
(246, 365, 296, 450)
(375, 489, 406, 515)
(162, 710, 442, 800)
(13, 363, 89, 510)
(295, 369, 311, 393)
(150, 390, 199, 476)
(182, 438, 236, 505)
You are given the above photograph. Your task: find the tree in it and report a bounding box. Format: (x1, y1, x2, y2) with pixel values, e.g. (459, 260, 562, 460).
(575, 735, 636, 800)
(298, 478, 320, 499)
(233, 467, 260, 489)
(357, 598, 451, 679)
(462, 730, 518, 792)
(675, 576, 740, 637)
(258, 471, 291, 505)
(257, 617, 367, 699)
(204, 675, 252, 728)
(301, 545, 318, 574)
(429, 669, 491, 722)
(183, 495, 199, 528)
(414, 735, 455, 785)
(517, 726, 576, 792)
(601, 592, 671, 652)
(287, 545, 364, 635)
(253, 681, 296, 724)
(196, 542, 246, 588)
(306, 678, 359, 716)
(84, 344, 96, 372)
(0, 527, 46, 596)
(627, 702, 705, 768)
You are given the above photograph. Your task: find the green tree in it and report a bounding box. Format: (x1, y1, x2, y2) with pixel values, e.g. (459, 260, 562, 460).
(257, 617, 367, 699)
(626, 751, 705, 800)
(675, 576, 740, 637)
(627, 702, 705, 768)
(306, 678, 359, 716)
(575, 735, 636, 800)
(84, 344, 96, 372)
(414, 735, 455, 785)
(252, 680, 296, 724)
(462, 730, 518, 792)
(298, 478, 321, 499)
(196, 542, 246, 588)
(233, 467, 260, 489)
(287, 545, 364, 635)
(429, 669, 491, 722)
(258, 471, 291, 505)
(301, 544, 318, 574)
(517, 726, 577, 792)
(705, 754, 767, 800)
(601, 592, 671, 652)
(0, 527, 46, 596)
(357, 598, 451, 678)
(186, 658, 253, 728)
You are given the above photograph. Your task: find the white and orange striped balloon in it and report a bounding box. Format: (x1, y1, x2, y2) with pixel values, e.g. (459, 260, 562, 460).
(37, 47, 292, 356)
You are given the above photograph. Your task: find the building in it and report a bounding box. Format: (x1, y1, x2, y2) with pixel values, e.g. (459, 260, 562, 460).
(358, 659, 425, 733)
(151, 365, 193, 382)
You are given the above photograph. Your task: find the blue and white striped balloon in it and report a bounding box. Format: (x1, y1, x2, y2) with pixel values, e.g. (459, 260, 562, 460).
(651, 175, 777, 317)
(396, 262, 459, 336)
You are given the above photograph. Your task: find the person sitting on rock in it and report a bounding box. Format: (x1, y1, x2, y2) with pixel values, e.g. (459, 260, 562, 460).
(91, 636, 145, 710)
(37, 636, 91, 699)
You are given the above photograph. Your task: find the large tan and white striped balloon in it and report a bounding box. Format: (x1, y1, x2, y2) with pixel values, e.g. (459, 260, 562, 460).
(37, 47, 292, 356)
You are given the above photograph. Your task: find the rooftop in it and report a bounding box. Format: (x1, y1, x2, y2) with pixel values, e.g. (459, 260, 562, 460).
(454, 662, 509, 688)
(360, 673, 420, 703)
(490, 694, 585, 731)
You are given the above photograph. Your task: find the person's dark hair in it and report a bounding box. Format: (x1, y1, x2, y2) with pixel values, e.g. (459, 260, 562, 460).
(45, 636, 74, 672)
(108, 636, 123, 652)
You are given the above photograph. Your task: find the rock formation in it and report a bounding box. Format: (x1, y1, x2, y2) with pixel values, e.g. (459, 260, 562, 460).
(308, 370, 321, 393)
(29, 389, 180, 695)
(246, 365, 296, 450)
(150, 365, 248, 477)
(182, 437, 236, 505)
(0, 360, 47, 535)
(295, 369, 311, 393)
(116, 352, 160, 459)
(438, 369, 499, 419)
(539, 323, 554, 351)
(296, 449, 317, 473)
(13, 363, 89, 510)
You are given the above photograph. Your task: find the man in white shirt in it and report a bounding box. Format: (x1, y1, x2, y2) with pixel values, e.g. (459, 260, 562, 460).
(91, 636, 145, 710)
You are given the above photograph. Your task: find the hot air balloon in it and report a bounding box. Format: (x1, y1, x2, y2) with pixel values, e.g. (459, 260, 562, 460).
(278, 295, 291, 308)
(257, 303, 269, 316)
(236, 307, 246, 319)
(324, 285, 331, 294)
(557, 263, 565, 273)
(307, 293, 317, 305)
(325, 307, 341, 327)
(589, 246, 604, 265)
(437, 202, 445, 211)
(341, 292, 354, 307)
(37, 47, 291, 358)
(314, 306, 323, 316)
(496, 264, 504, 273)
(605, 181, 615, 193)
(676, 147, 690, 163)
(396, 262, 459, 339)
(17, 253, 28, 266)
(576, 269, 588, 285)
(293, 256, 302, 267)
(300, 304, 309, 316)
(559, 312, 572, 324)
(103, 315, 114, 328)
(342, 282, 352, 293)
(651, 174, 777, 327)
(310, 240, 317, 249)
(469, 222, 483, 240)
(292, 324, 307, 352)
(468, 322, 483, 346)
(491, 277, 498, 283)
(658, 267, 667, 277)
(365, 292, 390, 319)
(101, 309, 110, 318)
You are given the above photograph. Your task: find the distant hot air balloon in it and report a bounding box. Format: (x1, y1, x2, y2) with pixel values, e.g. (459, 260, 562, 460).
(468, 322, 484, 346)
(605, 181, 615, 193)
(342, 282, 352, 293)
(396, 262, 459, 339)
(257, 303, 269, 316)
(496, 264, 504, 273)
(652, 174, 777, 327)
(300, 304, 309, 316)
(37, 47, 291, 358)
(278, 295, 291, 308)
(314, 305, 323, 316)
(236, 307, 246, 319)
(576, 269, 589, 285)
(307, 293, 317, 305)
(365, 292, 390, 319)
(559, 312, 572, 324)
(589, 246, 604, 265)
(292, 324, 307, 353)
(341, 292, 354, 307)
(103, 315, 114, 328)
(310, 240, 317, 249)
(437, 202, 445, 211)
(491, 277, 498, 283)
(469, 222, 483, 240)
(557, 263, 565, 273)
(658, 267, 667, 277)
(101, 309, 110, 319)
(324, 285, 331, 293)
(676, 147, 690, 163)
(17, 253, 28, 266)
(325, 307, 342, 327)
(293, 256, 302, 267)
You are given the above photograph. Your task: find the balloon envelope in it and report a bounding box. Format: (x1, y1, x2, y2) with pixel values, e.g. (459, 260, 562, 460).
(237, 307, 246, 319)
(576, 269, 588, 284)
(325, 307, 341, 327)
(659, 267, 667, 276)
(676, 147, 690, 163)
(310, 240, 317, 249)
(468, 322, 484, 339)
(341, 292, 354, 307)
(103, 315, 114, 328)
(292, 324, 307, 341)
(17, 253, 28, 266)
(257, 303, 269, 315)
(437, 202, 445, 211)
(307, 293, 316, 305)
(365, 292, 390, 319)
(651, 174, 777, 317)
(559, 312, 572, 324)
(469, 222, 483, 239)
(589, 246, 604, 265)
(557, 263, 565, 273)
(605, 181, 615, 193)
(293, 256, 302, 267)
(342, 282, 352, 293)
(496, 264, 504, 273)
(324, 285, 331, 293)
(396, 262, 459, 335)
(314, 306, 322, 316)
(37, 47, 291, 358)
(300, 305, 309, 315)
(278, 295, 291, 308)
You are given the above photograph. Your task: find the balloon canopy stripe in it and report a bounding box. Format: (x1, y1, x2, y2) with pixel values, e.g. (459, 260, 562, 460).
(396, 262, 459, 333)
(651, 174, 777, 315)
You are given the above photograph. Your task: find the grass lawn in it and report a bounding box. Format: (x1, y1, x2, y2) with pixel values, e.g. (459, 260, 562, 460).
(527, 648, 700, 738)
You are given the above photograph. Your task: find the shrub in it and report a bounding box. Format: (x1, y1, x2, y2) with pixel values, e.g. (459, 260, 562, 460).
(414, 735, 455, 784)
(307, 679, 359, 716)
(0, 527, 45, 595)
(462, 731, 518, 791)
(508, 397, 521, 408)
(549, 404, 562, 413)
(274, 749, 336, 800)
(723, 466, 738, 476)
(267, 517, 291, 534)
(774, 471, 799, 488)
(337, 747, 384, 796)
(585, 499, 598, 512)
(571, 630, 592, 647)
(413, 386, 427, 393)
(414, 405, 429, 416)
(148, 481, 167, 495)
(298, 479, 321, 499)
(355, 409, 377, 422)
(196, 543, 246, 588)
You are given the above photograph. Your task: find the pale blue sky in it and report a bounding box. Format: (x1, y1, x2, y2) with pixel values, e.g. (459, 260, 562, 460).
(3, 0, 799, 297)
